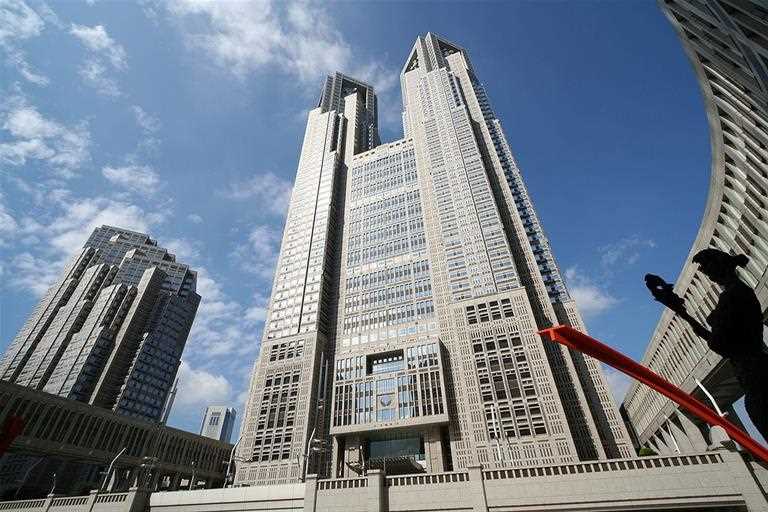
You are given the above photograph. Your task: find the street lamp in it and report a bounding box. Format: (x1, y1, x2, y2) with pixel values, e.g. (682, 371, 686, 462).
(100, 447, 127, 492)
(223, 435, 242, 488)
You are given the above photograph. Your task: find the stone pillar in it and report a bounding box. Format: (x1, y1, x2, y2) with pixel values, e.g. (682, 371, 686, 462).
(303, 474, 318, 512)
(424, 426, 444, 472)
(126, 486, 151, 512)
(719, 450, 768, 511)
(677, 412, 709, 451)
(367, 469, 385, 512)
(467, 465, 488, 512)
(85, 489, 99, 512)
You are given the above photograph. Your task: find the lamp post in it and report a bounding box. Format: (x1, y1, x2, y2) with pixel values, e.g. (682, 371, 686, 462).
(223, 436, 242, 488)
(100, 447, 127, 492)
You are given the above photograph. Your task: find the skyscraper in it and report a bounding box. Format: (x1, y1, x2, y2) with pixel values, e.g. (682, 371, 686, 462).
(0, 225, 200, 423)
(236, 34, 632, 486)
(200, 406, 237, 443)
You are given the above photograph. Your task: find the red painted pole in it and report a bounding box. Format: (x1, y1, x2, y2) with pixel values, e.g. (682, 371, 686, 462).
(539, 324, 768, 463)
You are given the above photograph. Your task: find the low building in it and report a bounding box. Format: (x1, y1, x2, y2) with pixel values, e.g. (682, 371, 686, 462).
(0, 380, 231, 498)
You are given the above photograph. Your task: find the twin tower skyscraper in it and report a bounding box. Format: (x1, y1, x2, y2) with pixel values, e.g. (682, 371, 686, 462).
(236, 34, 633, 486)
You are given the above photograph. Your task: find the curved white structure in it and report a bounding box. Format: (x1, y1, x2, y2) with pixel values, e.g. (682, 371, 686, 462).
(623, 0, 768, 452)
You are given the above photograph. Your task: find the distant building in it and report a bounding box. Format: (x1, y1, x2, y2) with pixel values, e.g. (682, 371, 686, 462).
(200, 406, 236, 443)
(0, 225, 200, 423)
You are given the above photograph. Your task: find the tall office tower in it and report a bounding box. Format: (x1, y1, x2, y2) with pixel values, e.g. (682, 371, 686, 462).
(623, 0, 768, 454)
(200, 406, 237, 443)
(237, 34, 632, 486)
(0, 225, 200, 423)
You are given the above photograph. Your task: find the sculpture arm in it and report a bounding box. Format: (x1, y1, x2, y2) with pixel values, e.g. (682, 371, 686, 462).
(677, 310, 713, 343)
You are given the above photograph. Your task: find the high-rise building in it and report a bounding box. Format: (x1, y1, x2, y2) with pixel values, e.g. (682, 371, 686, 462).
(0, 225, 200, 423)
(623, 0, 768, 453)
(200, 406, 237, 443)
(236, 33, 633, 487)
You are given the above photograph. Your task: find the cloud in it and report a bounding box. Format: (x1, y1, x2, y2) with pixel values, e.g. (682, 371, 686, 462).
(102, 164, 161, 195)
(164, 0, 397, 94)
(599, 235, 656, 269)
(131, 105, 161, 133)
(164, 237, 201, 262)
(3, 191, 167, 297)
(175, 360, 232, 407)
(0, 0, 49, 85)
(220, 172, 292, 216)
(565, 266, 619, 320)
(78, 58, 121, 97)
(0, 193, 20, 245)
(603, 366, 631, 403)
(0, 94, 90, 176)
(70, 24, 127, 96)
(232, 225, 281, 280)
(47, 195, 166, 256)
(187, 213, 203, 224)
(69, 23, 127, 69)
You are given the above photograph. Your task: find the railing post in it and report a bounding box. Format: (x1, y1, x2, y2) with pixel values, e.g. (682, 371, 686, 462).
(85, 489, 99, 512)
(41, 494, 56, 512)
(367, 469, 385, 512)
(467, 465, 488, 512)
(125, 486, 150, 512)
(303, 474, 318, 512)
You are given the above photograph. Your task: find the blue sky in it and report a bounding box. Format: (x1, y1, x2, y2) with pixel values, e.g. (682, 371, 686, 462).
(0, 0, 739, 438)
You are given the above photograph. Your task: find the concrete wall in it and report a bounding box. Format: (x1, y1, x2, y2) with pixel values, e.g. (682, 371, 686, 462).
(0, 488, 148, 512)
(2, 451, 765, 511)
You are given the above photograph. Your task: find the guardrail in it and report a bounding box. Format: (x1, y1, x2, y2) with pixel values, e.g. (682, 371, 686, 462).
(482, 452, 725, 481)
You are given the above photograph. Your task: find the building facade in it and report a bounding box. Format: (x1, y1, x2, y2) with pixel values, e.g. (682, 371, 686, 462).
(236, 34, 633, 487)
(0, 225, 200, 424)
(622, 0, 768, 453)
(199, 406, 236, 443)
(0, 380, 230, 498)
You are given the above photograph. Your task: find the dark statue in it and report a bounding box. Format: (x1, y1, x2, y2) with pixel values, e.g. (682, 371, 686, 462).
(645, 248, 767, 441)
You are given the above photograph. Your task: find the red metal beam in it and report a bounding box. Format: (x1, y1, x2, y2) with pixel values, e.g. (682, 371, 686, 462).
(539, 324, 768, 463)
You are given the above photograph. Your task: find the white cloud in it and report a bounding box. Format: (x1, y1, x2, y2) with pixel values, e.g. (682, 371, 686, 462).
(232, 224, 281, 280)
(70, 24, 127, 96)
(603, 366, 631, 403)
(187, 213, 203, 224)
(0, 95, 91, 176)
(187, 265, 264, 359)
(131, 105, 161, 133)
(0, 0, 49, 85)
(6, 46, 48, 85)
(70, 23, 127, 69)
(599, 235, 656, 269)
(8, 251, 62, 296)
(565, 266, 619, 320)
(78, 59, 121, 97)
(5, 192, 167, 297)
(175, 360, 232, 407)
(164, 237, 201, 262)
(49, 196, 164, 255)
(164, 0, 397, 94)
(0, 193, 19, 245)
(102, 164, 161, 195)
(220, 172, 292, 216)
